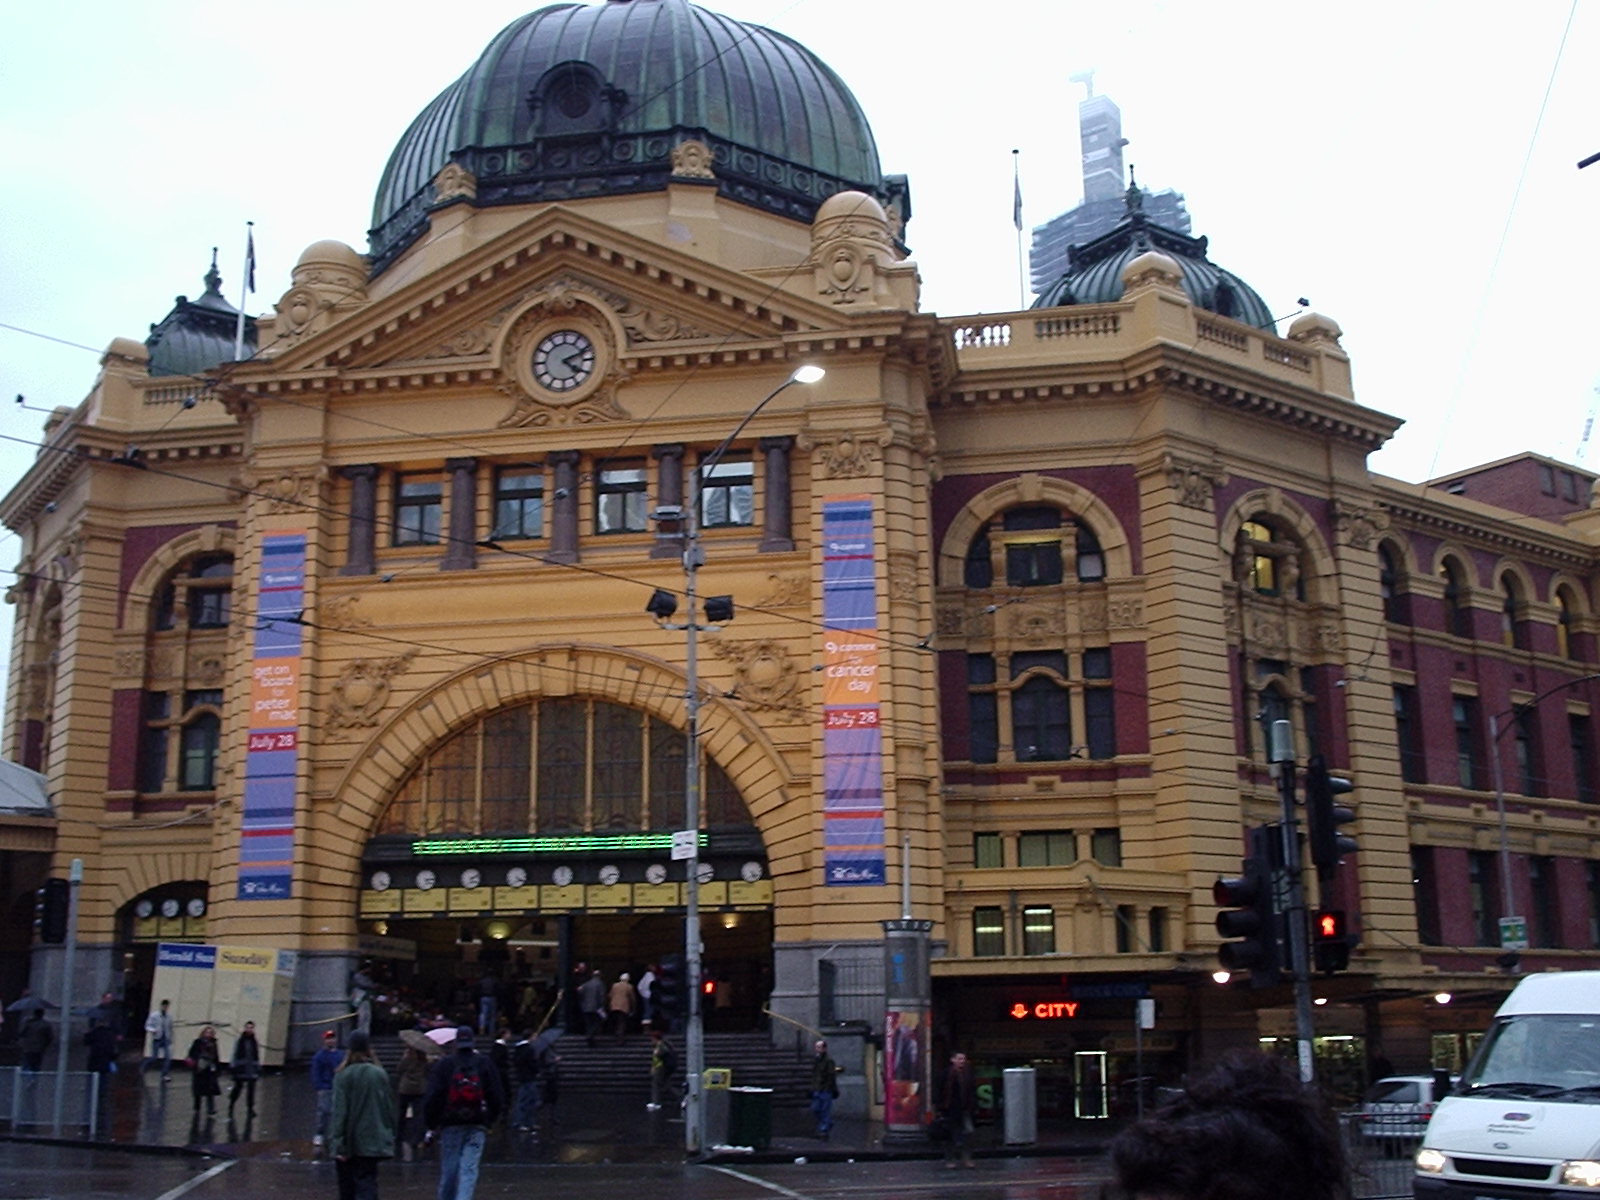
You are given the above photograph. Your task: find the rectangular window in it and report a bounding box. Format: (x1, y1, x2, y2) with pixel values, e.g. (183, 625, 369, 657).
(1412, 846, 1442, 946)
(1572, 715, 1596, 804)
(968, 654, 998, 764)
(1091, 827, 1122, 868)
(973, 832, 1003, 869)
(1011, 651, 1070, 762)
(189, 585, 231, 629)
(1540, 463, 1557, 495)
(1022, 905, 1056, 955)
(698, 457, 754, 528)
(1515, 711, 1543, 796)
(1563, 471, 1579, 501)
(1588, 861, 1600, 948)
(1005, 540, 1064, 587)
(492, 467, 544, 540)
(1454, 697, 1482, 789)
(1468, 850, 1500, 947)
(1115, 904, 1137, 953)
(1395, 686, 1425, 783)
(595, 462, 649, 533)
(394, 474, 443, 545)
(1147, 906, 1168, 953)
(1530, 856, 1559, 949)
(138, 692, 171, 793)
(1084, 648, 1116, 759)
(972, 906, 1005, 957)
(1017, 830, 1075, 867)
(178, 691, 222, 792)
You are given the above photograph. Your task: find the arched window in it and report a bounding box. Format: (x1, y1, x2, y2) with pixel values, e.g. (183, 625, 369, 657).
(1235, 516, 1305, 600)
(1441, 558, 1472, 638)
(375, 699, 750, 837)
(962, 506, 1109, 589)
(1378, 543, 1406, 624)
(1501, 572, 1528, 650)
(1557, 587, 1580, 661)
(152, 554, 233, 631)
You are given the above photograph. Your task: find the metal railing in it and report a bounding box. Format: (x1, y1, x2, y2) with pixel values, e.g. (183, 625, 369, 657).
(0, 1067, 109, 1138)
(1340, 1109, 1422, 1200)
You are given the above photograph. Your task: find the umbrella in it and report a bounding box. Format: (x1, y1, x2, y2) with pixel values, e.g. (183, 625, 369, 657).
(531, 1026, 564, 1054)
(425, 1027, 459, 1048)
(401, 1028, 449, 1057)
(6, 996, 56, 1013)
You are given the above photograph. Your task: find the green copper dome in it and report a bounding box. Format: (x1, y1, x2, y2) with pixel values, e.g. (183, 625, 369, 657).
(370, 0, 897, 273)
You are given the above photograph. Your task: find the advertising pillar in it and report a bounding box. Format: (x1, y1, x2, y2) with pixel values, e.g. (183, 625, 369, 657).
(882, 917, 933, 1141)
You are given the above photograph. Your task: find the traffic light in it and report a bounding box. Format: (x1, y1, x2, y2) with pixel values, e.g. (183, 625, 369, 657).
(656, 953, 685, 1029)
(1304, 754, 1357, 882)
(35, 878, 69, 944)
(1312, 908, 1351, 973)
(1213, 825, 1282, 987)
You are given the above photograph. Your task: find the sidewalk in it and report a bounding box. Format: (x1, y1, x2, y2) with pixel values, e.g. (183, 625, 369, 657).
(31, 1064, 1115, 1166)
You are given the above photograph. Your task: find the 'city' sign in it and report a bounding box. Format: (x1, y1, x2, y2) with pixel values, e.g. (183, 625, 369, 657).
(1008, 1000, 1081, 1020)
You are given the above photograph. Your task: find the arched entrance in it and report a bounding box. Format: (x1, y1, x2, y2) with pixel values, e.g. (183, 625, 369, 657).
(355, 694, 775, 1033)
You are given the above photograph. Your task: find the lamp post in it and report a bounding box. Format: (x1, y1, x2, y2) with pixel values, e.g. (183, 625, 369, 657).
(650, 363, 824, 1155)
(1488, 671, 1600, 937)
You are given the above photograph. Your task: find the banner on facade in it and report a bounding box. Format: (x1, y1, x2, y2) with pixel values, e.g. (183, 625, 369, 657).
(238, 530, 305, 900)
(821, 496, 885, 886)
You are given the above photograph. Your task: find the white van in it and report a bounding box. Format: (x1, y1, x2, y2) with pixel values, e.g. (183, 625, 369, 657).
(1415, 971, 1600, 1198)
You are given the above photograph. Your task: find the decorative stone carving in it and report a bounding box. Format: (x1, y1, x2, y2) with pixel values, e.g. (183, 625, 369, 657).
(319, 595, 371, 631)
(433, 161, 478, 204)
(1331, 499, 1388, 550)
(496, 293, 630, 428)
(1164, 454, 1229, 511)
(1081, 596, 1108, 633)
(23, 663, 49, 718)
(270, 239, 368, 352)
(327, 652, 418, 732)
(936, 606, 966, 636)
(145, 648, 181, 682)
(670, 139, 715, 180)
(1313, 622, 1344, 653)
(888, 553, 919, 602)
(1008, 605, 1063, 641)
(189, 653, 226, 686)
(798, 427, 890, 479)
(808, 191, 898, 307)
(1106, 598, 1145, 629)
(754, 574, 808, 609)
(709, 638, 803, 717)
(419, 308, 516, 359)
(1249, 614, 1289, 658)
(113, 649, 145, 678)
(239, 467, 327, 516)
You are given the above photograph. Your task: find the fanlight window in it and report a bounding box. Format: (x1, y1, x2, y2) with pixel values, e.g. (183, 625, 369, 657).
(376, 699, 749, 837)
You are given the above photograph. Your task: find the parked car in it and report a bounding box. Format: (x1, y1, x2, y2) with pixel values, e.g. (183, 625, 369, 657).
(1357, 1073, 1453, 1144)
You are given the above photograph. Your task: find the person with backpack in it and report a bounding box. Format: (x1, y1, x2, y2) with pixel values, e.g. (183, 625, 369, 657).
(423, 1026, 503, 1200)
(647, 1028, 677, 1111)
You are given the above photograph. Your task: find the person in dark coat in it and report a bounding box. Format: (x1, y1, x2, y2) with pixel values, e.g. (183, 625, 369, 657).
(84, 1016, 119, 1130)
(18, 1008, 52, 1071)
(188, 1025, 221, 1115)
(330, 1030, 396, 1200)
(228, 1020, 262, 1118)
(423, 1027, 504, 1200)
(940, 1050, 978, 1168)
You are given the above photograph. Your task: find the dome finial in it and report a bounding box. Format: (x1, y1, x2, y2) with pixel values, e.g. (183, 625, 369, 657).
(204, 247, 223, 296)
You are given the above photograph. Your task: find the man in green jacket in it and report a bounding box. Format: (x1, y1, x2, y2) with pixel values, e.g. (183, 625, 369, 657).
(330, 1030, 397, 1200)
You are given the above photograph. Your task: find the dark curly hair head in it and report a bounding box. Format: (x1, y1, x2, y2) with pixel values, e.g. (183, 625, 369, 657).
(1109, 1049, 1351, 1200)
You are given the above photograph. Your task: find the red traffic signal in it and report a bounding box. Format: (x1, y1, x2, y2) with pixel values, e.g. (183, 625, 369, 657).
(1312, 907, 1351, 973)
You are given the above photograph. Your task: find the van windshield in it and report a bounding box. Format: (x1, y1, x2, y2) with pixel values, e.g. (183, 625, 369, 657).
(1464, 1015, 1600, 1099)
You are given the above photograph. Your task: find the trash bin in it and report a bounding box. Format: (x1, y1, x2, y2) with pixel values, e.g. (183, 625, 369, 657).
(703, 1068, 732, 1146)
(1003, 1066, 1038, 1145)
(727, 1085, 774, 1150)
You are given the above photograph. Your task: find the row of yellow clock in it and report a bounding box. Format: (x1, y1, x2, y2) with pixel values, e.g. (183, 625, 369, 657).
(358, 878, 773, 917)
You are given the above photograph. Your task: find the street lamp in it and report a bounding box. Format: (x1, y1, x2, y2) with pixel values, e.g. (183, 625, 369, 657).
(648, 363, 824, 1155)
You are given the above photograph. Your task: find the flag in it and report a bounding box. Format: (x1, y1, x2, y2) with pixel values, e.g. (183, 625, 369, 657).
(244, 226, 256, 294)
(1012, 151, 1023, 232)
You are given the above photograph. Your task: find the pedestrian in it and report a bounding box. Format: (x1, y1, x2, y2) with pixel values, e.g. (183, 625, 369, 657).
(423, 1026, 504, 1200)
(330, 1029, 397, 1200)
(144, 998, 175, 1080)
(311, 1028, 345, 1153)
(188, 1025, 221, 1116)
(578, 970, 605, 1047)
(607, 972, 636, 1043)
(647, 1028, 677, 1111)
(394, 1042, 430, 1161)
(94, 990, 125, 1052)
(1109, 1047, 1352, 1200)
(510, 1029, 543, 1131)
(476, 972, 498, 1037)
(939, 1050, 977, 1169)
(84, 1016, 119, 1131)
(18, 1007, 52, 1071)
(228, 1020, 261, 1119)
(637, 964, 657, 1027)
(809, 1038, 840, 1139)
(350, 963, 376, 1036)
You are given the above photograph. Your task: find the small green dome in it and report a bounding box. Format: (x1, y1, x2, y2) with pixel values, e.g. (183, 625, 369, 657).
(371, 0, 895, 273)
(1034, 184, 1274, 331)
(145, 253, 256, 378)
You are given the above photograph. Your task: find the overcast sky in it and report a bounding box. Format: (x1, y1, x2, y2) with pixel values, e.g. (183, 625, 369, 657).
(1, 1, 1596, 684)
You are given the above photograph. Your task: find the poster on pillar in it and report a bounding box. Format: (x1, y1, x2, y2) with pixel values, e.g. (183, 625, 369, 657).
(884, 1007, 928, 1129)
(238, 530, 306, 901)
(821, 495, 886, 886)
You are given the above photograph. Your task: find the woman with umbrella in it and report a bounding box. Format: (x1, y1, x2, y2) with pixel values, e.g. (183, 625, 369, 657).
(396, 1029, 439, 1161)
(187, 1025, 221, 1116)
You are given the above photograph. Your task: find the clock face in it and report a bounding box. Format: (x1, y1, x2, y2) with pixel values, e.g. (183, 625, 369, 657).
(370, 871, 391, 892)
(532, 330, 596, 393)
(135, 899, 154, 919)
(598, 864, 621, 886)
(505, 867, 527, 889)
(697, 862, 716, 885)
(645, 863, 668, 885)
(415, 869, 436, 891)
(740, 861, 764, 883)
(160, 898, 181, 918)
(186, 898, 207, 918)
(552, 865, 574, 887)
(460, 868, 481, 890)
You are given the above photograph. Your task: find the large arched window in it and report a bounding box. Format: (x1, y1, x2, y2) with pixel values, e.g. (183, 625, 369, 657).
(963, 506, 1108, 589)
(1556, 586, 1581, 661)
(1378, 542, 1407, 624)
(1234, 516, 1306, 600)
(375, 699, 750, 837)
(1501, 571, 1529, 650)
(1440, 557, 1472, 638)
(137, 552, 232, 798)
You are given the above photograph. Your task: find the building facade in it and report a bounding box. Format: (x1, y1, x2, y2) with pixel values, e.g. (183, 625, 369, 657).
(6, 0, 1600, 1116)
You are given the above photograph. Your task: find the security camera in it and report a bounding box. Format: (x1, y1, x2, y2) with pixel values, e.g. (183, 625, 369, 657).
(554, 488, 571, 500)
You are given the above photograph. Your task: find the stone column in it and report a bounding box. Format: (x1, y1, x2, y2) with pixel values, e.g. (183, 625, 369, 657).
(548, 451, 580, 563)
(440, 457, 479, 570)
(340, 465, 378, 576)
(758, 435, 795, 552)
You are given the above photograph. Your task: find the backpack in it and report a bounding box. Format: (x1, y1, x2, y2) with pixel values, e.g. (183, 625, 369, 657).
(655, 1040, 678, 1079)
(443, 1062, 487, 1125)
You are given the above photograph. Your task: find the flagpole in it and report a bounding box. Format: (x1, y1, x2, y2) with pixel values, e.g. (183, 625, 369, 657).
(1012, 150, 1027, 310)
(234, 221, 255, 361)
